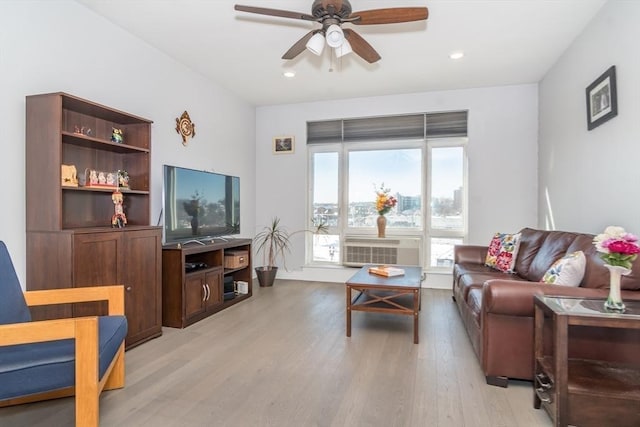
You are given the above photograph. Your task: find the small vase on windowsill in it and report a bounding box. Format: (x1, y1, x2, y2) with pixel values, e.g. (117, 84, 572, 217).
(377, 215, 387, 238)
(604, 264, 629, 313)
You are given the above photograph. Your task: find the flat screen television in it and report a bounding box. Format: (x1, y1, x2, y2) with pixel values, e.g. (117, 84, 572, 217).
(163, 165, 240, 245)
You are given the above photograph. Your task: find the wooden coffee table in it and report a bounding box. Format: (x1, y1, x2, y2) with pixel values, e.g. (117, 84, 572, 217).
(346, 265, 423, 344)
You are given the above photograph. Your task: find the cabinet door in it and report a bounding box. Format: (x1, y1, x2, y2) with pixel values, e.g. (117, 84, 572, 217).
(185, 274, 206, 320)
(205, 269, 223, 309)
(122, 229, 162, 347)
(73, 232, 123, 317)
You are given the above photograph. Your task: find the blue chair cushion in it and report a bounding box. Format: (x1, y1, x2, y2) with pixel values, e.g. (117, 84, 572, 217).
(0, 315, 127, 400)
(0, 241, 31, 324)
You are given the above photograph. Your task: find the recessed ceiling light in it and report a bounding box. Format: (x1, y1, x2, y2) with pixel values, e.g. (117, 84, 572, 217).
(283, 71, 296, 78)
(449, 51, 464, 60)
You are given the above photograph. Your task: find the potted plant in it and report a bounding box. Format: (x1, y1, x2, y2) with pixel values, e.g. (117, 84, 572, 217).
(254, 217, 327, 287)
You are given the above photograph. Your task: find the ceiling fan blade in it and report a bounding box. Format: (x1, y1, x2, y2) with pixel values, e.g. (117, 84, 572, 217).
(343, 29, 381, 63)
(282, 31, 316, 60)
(350, 7, 429, 25)
(234, 5, 316, 22)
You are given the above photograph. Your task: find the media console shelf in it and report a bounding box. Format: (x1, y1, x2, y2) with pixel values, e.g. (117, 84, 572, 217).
(162, 238, 253, 328)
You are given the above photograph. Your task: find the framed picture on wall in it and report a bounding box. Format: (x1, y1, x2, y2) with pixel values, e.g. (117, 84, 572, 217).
(273, 136, 295, 154)
(586, 65, 617, 131)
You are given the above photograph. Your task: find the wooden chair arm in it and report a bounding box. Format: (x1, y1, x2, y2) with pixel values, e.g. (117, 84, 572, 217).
(23, 285, 125, 315)
(0, 316, 97, 346)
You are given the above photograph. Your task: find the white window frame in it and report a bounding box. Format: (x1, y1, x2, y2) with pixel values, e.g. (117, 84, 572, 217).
(307, 137, 468, 271)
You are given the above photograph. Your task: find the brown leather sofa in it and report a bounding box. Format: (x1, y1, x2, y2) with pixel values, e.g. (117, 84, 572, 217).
(452, 227, 640, 387)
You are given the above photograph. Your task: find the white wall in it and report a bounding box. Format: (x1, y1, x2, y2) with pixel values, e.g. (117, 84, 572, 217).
(255, 84, 539, 285)
(539, 0, 640, 234)
(0, 1, 256, 288)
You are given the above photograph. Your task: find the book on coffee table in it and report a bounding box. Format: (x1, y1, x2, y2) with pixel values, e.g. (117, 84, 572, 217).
(368, 265, 405, 277)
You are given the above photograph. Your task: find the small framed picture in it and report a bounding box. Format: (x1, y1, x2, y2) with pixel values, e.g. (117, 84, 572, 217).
(273, 136, 295, 154)
(586, 65, 617, 131)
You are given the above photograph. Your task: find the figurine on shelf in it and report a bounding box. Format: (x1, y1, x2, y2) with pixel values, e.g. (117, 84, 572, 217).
(118, 170, 130, 188)
(111, 128, 124, 144)
(98, 171, 107, 185)
(111, 190, 127, 228)
(61, 164, 78, 187)
(106, 172, 116, 187)
(89, 169, 98, 185)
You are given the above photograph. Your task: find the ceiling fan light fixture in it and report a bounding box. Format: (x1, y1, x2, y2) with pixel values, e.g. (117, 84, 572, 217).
(306, 32, 325, 55)
(325, 24, 344, 48)
(335, 39, 352, 58)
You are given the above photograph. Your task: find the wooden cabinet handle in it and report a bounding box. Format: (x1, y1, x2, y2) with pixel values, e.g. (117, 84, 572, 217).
(205, 284, 211, 301)
(126, 286, 132, 292)
(202, 284, 207, 302)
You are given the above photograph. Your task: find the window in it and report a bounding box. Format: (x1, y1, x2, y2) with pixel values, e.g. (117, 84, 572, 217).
(428, 144, 466, 268)
(311, 151, 340, 263)
(308, 112, 467, 270)
(347, 147, 422, 229)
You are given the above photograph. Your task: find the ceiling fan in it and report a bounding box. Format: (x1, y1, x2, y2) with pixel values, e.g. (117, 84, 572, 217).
(234, 0, 429, 64)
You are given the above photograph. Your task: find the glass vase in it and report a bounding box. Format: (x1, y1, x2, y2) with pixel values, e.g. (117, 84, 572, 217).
(377, 215, 387, 238)
(604, 264, 630, 313)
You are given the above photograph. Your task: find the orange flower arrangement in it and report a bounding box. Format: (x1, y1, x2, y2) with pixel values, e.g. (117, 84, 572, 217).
(375, 183, 397, 216)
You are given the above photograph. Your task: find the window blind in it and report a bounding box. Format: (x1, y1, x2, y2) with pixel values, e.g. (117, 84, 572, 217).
(307, 110, 467, 144)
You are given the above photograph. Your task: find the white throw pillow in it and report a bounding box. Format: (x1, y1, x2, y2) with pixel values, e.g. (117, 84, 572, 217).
(541, 251, 586, 287)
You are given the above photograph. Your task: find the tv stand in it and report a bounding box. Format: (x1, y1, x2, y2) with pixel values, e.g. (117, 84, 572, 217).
(162, 238, 252, 328)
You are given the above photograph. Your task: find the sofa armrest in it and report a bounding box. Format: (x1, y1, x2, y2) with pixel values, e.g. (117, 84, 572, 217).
(454, 245, 488, 265)
(482, 280, 614, 317)
(23, 285, 125, 316)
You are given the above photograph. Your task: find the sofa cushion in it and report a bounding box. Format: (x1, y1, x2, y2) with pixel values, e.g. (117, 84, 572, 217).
(541, 251, 586, 287)
(525, 231, 581, 281)
(485, 232, 521, 273)
(458, 270, 527, 302)
(0, 242, 32, 325)
(0, 315, 127, 400)
(514, 228, 550, 280)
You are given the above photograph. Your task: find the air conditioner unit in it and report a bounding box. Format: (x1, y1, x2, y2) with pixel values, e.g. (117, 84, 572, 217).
(342, 236, 422, 267)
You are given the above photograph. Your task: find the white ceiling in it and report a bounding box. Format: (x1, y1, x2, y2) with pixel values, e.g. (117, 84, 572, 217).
(75, 0, 606, 106)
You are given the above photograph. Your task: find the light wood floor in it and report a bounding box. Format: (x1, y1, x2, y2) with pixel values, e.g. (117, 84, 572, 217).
(0, 280, 552, 427)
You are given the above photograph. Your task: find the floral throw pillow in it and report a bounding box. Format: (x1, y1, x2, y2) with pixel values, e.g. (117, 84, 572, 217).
(484, 232, 522, 273)
(541, 251, 586, 287)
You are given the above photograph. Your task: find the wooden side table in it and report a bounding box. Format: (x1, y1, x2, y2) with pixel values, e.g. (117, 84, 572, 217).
(533, 295, 640, 427)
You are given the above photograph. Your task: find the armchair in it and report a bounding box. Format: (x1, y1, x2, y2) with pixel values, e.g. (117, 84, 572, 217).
(0, 241, 128, 426)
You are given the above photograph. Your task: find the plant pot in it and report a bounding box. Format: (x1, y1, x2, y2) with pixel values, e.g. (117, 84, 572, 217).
(255, 266, 278, 287)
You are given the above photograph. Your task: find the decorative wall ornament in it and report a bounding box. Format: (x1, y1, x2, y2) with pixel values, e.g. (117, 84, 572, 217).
(586, 65, 618, 130)
(176, 111, 196, 146)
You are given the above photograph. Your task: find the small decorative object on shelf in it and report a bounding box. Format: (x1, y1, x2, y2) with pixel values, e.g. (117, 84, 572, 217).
(86, 169, 118, 189)
(374, 183, 397, 238)
(118, 170, 129, 188)
(61, 164, 78, 187)
(175, 110, 195, 146)
(593, 226, 640, 312)
(111, 190, 127, 228)
(111, 127, 124, 144)
(73, 125, 92, 136)
(89, 169, 98, 186)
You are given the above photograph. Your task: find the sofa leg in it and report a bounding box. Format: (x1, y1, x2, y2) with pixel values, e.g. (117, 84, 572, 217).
(451, 295, 456, 302)
(486, 375, 509, 388)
